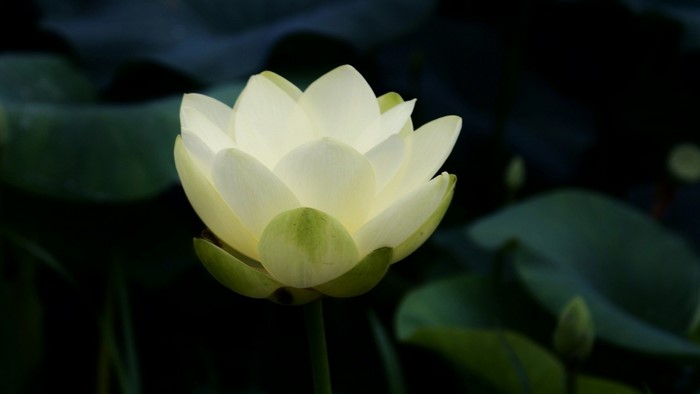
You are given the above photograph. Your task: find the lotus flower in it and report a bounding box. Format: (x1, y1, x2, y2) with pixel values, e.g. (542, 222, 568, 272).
(175, 65, 460, 305)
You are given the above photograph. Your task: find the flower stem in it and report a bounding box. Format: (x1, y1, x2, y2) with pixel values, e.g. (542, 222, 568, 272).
(304, 299, 332, 394)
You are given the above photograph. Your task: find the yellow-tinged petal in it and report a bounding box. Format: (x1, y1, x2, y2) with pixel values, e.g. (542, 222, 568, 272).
(180, 106, 235, 154)
(364, 134, 406, 193)
(211, 148, 300, 238)
(391, 116, 461, 198)
(377, 92, 405, 113)
(194, 237, 282, 299)
(174, 137, 259, 259)
(181, 93, 232, 133)
(232, 74, 313, 168)
(391, 174, 456, 263)
(273, 138, 375, 232)
(354, 173, 455, 259)
(315, 247, 392, 297)
(260, 70, 303, 100)
(258, 208, 360, 288)
(355, 99, 416, 153)
(299, 65, 380, 145)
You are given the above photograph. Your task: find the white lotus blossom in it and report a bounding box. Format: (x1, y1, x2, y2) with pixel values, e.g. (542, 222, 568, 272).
(175, 65, 460, 304)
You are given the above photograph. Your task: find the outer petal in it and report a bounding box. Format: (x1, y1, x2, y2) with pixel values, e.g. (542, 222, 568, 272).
(260, 70, 303, 100)
(232, 75, 313, 168)
(391, 116, 461, 197)
(354, 173, 455, 260)
(180, 107, 235, 152)
(273, 138, 376, 232)
(299, 65, 380, 144)
(194, 237, 282, 299)
(181, 93, 232, 133)
(391, 174, 456, 262)
(315, 247, 392, 297)
(174, 137, 259, 259)
(372, 116, 459, 214)
(211, 148, 300, 238)
(258, 208, 360, 289)
(180, 129, 216, 174)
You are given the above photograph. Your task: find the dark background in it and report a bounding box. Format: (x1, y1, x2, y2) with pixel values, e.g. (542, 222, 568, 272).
(2, 0, 700, 393)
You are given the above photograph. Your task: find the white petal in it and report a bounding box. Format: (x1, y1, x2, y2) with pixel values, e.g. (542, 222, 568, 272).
(181, 93, 233, 132)
(260, 70, 303, 100)
(393, 115, 461, 197)
(353, 173, 453, 258)
(364, 134, 406, 193)
(212, 148, 300, 238)
(233, 74, 313, 168)
(180, 106, 234, 154)
(174, 137, 259, 260)
(181, 129, 216, 174)
(355, 99, 416, 153)
(299, 65, 380, 145)
(273, 138, 376, 232)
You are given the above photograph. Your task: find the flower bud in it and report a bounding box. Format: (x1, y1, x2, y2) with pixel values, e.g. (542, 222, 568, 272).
(668, 142, 700, 184)
(553, 296, 595, 362)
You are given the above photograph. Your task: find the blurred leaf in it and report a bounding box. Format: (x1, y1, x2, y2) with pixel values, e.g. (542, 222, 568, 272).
(36, 0, 437, 84)
(404, 327, 566, 394)
(396, 274, 643, 393)
(576, 375, 641, 394)
(0, 53, 96, 102)
(395, 274, 551, 341)
(469, 189, 700, 358)
(0, 53, 245, 201)
(0, 227, 74, 284)
(0, 260, 43, 394)
(368, 310, 406, 394)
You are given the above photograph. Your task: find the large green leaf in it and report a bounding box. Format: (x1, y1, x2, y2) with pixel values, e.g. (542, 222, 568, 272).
(0, 54, 244, 201)
(396, 275, 642, 394)
(396, 274, 551, 341)
(468, 189, 700, 358)
(406, 327, 566, 394)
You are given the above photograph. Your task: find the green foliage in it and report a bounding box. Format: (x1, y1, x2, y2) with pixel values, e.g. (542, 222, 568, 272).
(396, 275, 642, 394)
(469, 189, 700, 358)
(0, 54, 245, 201)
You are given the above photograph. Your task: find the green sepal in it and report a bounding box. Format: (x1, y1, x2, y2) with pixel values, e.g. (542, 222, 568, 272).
(266, 287, 323, 306)
(194, 237, 282, 299)
(315, 247, 392, 297)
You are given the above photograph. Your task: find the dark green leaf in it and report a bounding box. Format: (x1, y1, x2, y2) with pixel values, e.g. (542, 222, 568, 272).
(405, 327, 566, 394)
(469, 189, 700, 358)
(0, 54, 245, 201)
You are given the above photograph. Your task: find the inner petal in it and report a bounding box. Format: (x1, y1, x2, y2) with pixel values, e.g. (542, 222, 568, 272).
(232, 74, 313, 168)
(212, 148, 301, 238)
(273, 138, 376, 233)
(298, 65, 380, 145)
